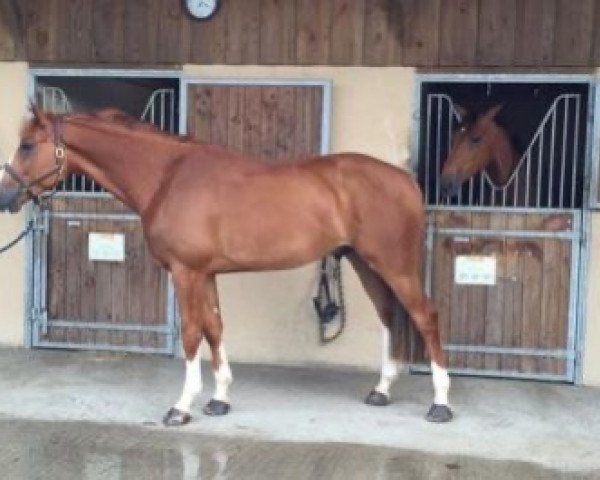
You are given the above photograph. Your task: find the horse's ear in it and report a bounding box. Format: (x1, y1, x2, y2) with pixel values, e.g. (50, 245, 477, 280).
(482, 103, 503, 121)
(454, 104, 468, 123)
(29, 102, 51, 127)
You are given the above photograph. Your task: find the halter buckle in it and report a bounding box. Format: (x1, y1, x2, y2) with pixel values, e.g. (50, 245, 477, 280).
(55, 146, 65, 159)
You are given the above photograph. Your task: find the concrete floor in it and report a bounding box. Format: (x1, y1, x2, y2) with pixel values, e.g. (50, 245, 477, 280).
(0, 348, 599, 478)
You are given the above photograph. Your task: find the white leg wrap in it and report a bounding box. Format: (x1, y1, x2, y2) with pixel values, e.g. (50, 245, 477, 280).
(212, 345, 233, 403)
(175, 348, 202, 412)
(431, 361, 450, 405)
(374, 326, 400, 397)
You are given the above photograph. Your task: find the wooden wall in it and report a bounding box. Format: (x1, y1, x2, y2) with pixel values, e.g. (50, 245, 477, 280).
(1, 0, 600, 67)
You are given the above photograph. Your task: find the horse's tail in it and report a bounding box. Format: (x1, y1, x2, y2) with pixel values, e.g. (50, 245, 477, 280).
(389, 296, 411, 362)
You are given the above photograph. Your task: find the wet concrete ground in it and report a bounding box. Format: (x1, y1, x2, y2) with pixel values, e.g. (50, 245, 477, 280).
(1, 348, 600, 477)
(2, 418, 598, 480)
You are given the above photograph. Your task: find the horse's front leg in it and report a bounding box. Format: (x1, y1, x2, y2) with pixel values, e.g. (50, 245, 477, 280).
(163, 267, 208, 426)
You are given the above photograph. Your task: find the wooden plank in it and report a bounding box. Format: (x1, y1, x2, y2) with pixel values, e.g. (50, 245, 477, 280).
(431, 212, 452, 367)
(439, 0, 478, 66)
(401, 0, 440, 66)
(209, 86, 229, 147)
(23, 0, 57, 61)
(308, 87, 323, 155)
(157, 0, 189, 64)
(477, 0, 516, 66)
(519, 214, 544, 374)
(92, 0, 124, 63)
(293, 86, 310, 158)
(554, 0, 594, 66)
(260, 86, 279, 161)
(295, 0, 332, 65)
(127, 216, 145, 348)
(0, 2, 16, 59)
(259, 0, 296, 64)
(330, 0, 365, 65)
(514, 0, 555, 66)
(225, 0, 260, 64)
(464, 213, 490, 370)
(0, 0, 25, 59)
(93, 198, 114, 347)
(555, 234, 571, 376)
(64, 198, 83, 345)
(243, 86, 263, 158)
(363, 0, 400, 66)
(501, 214, 525, 372)
(186, 86, 212, 142)
(538, 236, 562, 374)
(123, 0, 158, 64)
(47, 198, 67, 343)
(61, 0, 94, 63)
(227, 86, 245, 154)
(189, 0, 227, 63)
(591, 1, 600, 65)
(449, 212, 472, 368)
(79, 198, 97, 345)
(274, 86, 296, 161)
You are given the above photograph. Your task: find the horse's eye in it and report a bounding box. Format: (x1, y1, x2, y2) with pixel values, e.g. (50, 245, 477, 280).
(19, 142, 35, 154)
(470, 136, 482, 144)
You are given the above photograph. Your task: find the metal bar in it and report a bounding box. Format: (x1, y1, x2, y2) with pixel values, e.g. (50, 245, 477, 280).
(436, 96, 442, 204)
(538, 129, 545, 207)
(427, 205, 579, 215)
(560, 97, 569, 207)
(566, 213, 582, 381)
(50, 212, 140, 221)
(46, 320, 172, 333)
(409, 364, 570, 383)
(525, 151, 531, 206)
(571, 95, 581, 207)
(435, 227, 577, 240)
(425, 95, 431, 203)
(32, 341, 172, 356)
(443, 344, 574, 359)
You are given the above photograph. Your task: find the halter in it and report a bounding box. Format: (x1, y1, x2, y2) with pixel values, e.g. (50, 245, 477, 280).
(1, 118, 67, 205)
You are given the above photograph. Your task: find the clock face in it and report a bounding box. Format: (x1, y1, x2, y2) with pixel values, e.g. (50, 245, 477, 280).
(184, 0, 219, 20)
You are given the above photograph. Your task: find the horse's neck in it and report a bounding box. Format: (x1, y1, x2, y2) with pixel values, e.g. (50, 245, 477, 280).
(485, 131, 519, 187)
(64, 121, 186, 216)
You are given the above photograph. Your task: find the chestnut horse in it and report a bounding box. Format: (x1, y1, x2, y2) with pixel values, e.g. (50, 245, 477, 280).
(440, 104, 523, 203)
(0, 107, 452, 425)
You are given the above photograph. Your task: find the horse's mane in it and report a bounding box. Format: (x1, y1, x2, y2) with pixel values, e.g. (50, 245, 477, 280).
(61, 108, 195, 143)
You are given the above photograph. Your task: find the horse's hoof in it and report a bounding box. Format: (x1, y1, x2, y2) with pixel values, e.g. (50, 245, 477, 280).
(203, 399, 231, 416)
(425, 404, 453, 423)
(163, 407, 191, 426)
(364, 390, 390, 406)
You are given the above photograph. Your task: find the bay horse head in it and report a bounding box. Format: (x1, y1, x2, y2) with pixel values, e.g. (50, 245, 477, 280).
(440, 104, 518, 198)
(0, 106, 67, 213)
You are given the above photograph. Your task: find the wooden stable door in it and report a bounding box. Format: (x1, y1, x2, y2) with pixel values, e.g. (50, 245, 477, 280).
(411, 210, 579, 381)
(186, 83, 323, 160)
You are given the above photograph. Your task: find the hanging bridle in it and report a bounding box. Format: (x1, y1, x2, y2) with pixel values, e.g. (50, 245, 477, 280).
(1, 118, 67, 205)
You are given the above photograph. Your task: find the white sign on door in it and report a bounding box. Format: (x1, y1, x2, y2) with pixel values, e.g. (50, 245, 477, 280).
(88, 233, 125, 262)
(454, 255, 496, 285)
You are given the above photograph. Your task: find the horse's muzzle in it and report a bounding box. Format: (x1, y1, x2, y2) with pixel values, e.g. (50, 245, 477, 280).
(0, 187, 21, 213)
(440, 175, 461, 199)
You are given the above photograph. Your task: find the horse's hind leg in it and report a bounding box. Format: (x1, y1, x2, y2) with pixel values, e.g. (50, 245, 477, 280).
(202, 275, 233, 416)
(385, 274, 452, 423)
(347, 252, 403, 407)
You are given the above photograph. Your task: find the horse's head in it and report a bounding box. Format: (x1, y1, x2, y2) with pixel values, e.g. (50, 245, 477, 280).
(440, 104, 508, 198)
(0, 106, 68, 213)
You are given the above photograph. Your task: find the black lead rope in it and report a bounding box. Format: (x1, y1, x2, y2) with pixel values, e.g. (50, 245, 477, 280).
(0, 219, 34, 254)
(313, 254, 346, 344)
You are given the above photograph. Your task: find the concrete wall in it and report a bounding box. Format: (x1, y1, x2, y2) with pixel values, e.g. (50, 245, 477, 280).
(583, 214, 600, 385)
(0, 62, 28, 346)
(183, 65, 415, 369)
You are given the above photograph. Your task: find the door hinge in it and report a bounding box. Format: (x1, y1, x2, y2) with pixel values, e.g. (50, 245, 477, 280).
(31, 307, 48, 335)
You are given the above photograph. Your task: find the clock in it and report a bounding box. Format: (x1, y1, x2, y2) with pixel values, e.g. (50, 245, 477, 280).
(183, 0, 220, 20)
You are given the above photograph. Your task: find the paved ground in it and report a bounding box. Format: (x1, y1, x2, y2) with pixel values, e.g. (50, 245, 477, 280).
(0, 348, 599, 478)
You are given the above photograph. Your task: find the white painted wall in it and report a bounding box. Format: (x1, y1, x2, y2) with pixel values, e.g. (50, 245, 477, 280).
(0, 62, 29, 346)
